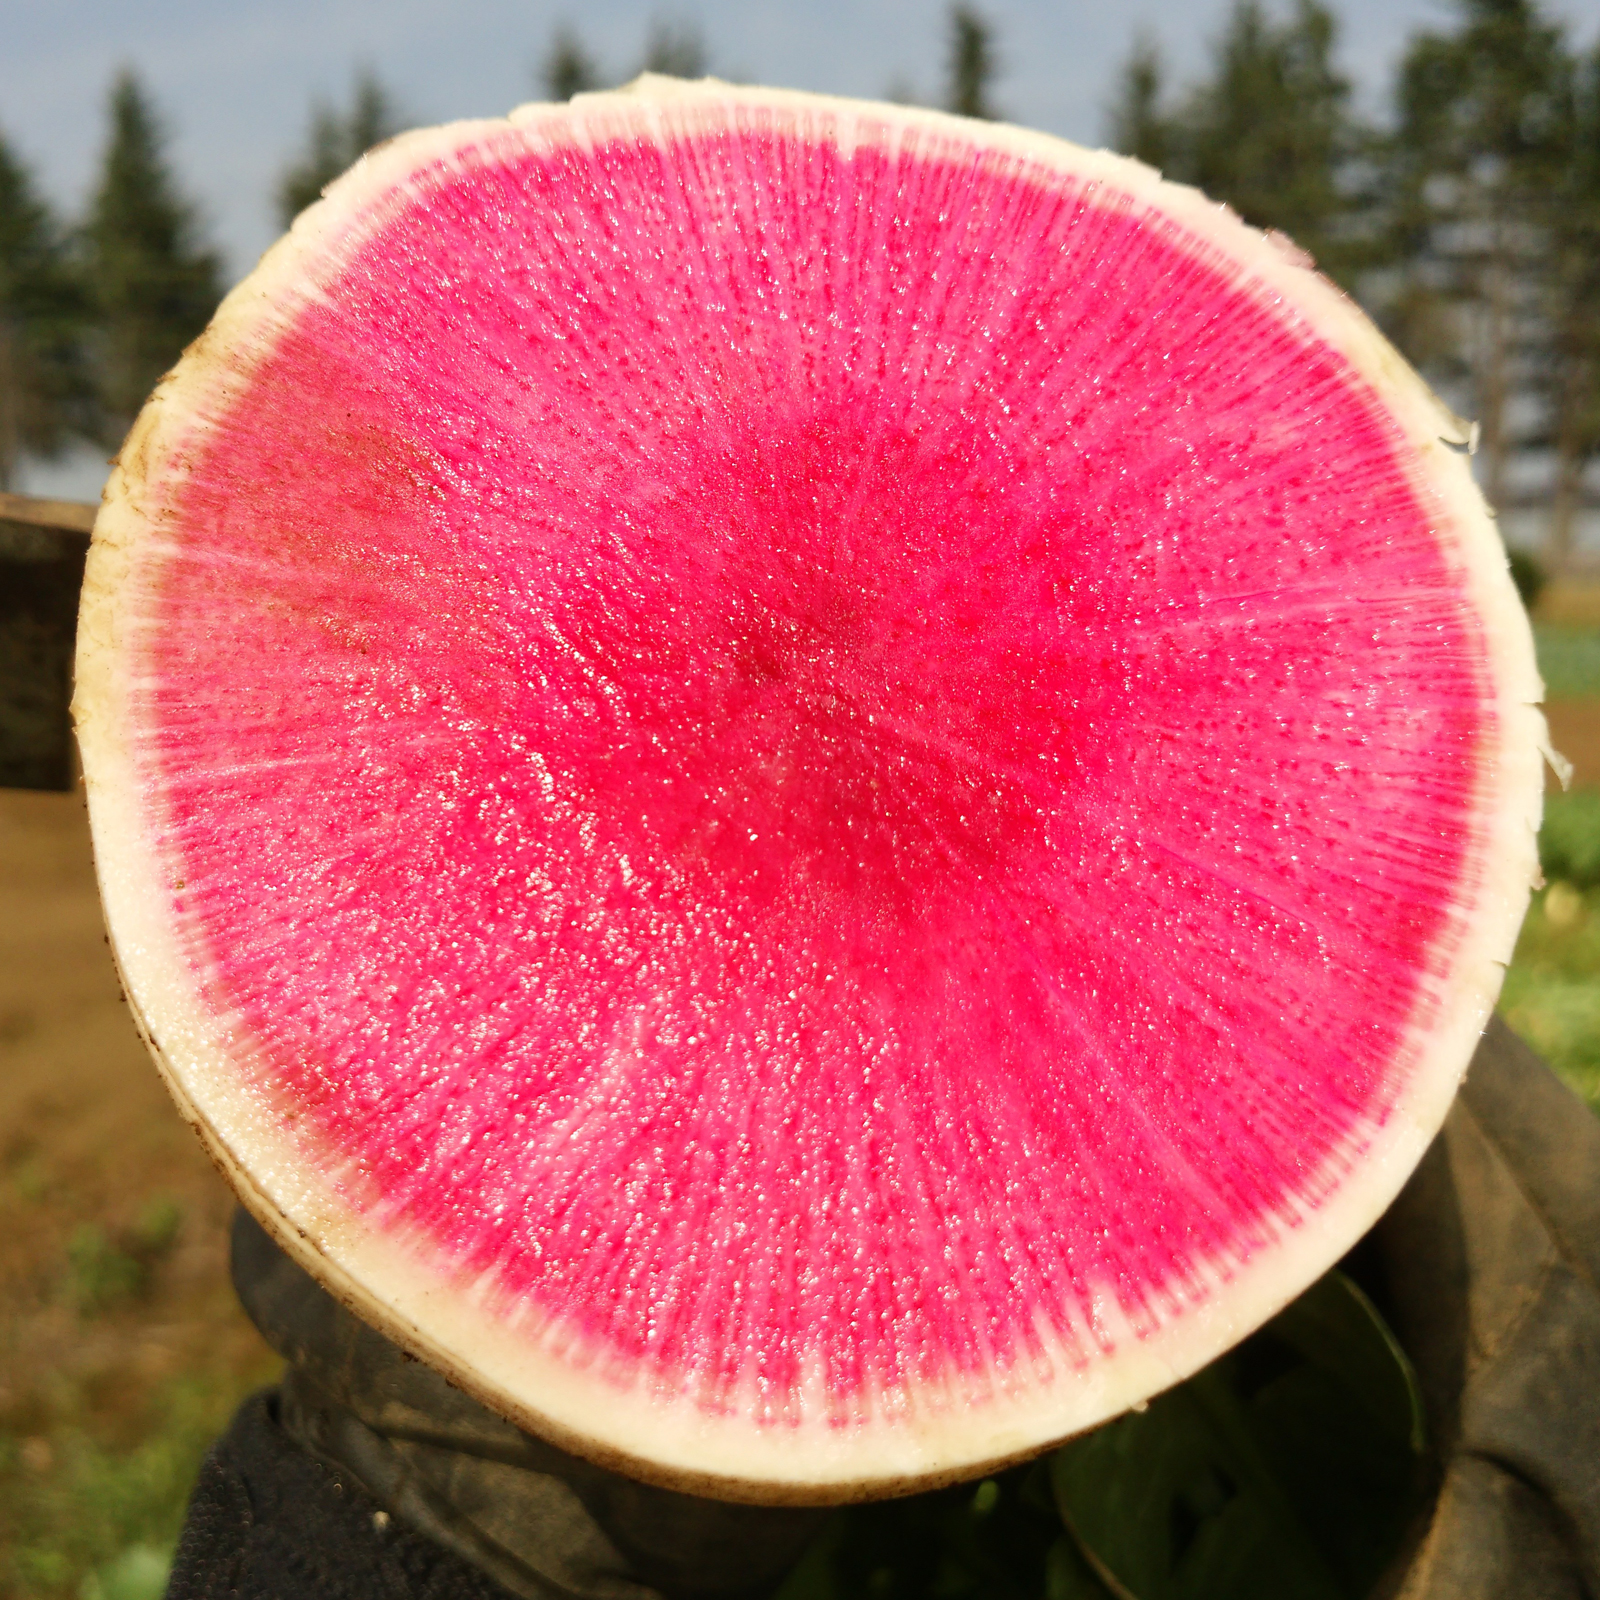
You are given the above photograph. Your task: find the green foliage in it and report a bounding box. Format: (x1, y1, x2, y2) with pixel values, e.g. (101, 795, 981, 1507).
(1500, 880, 1600, 1107)
(276, 70, 401, 231)
(1382, 0, 1572, 508)
(63, 1198, 183, 1315)
(0, 129, 93, 488)
(1385, 0, 1572, 289)
(1185, 2, 1362, 277)
(1107, 35, 1172, 172)
(1052, 1275, 1424, 1600)
(1, 1376, 246, 1600)
(538, 17, 709, 101)
(1108, 0, 1600, 561)
(79, 1542, 171, 1600)
(65, 1226, 144, 1316)
(1539, 789, 1600, 887)
(774, 1463, 1069, 1600)
(1508, 548, 1548, 610)
(1534, 623, 1600, 697)
(83, 72, 221, 436)
(1105, 2, 1369, 286)
(776, 1274, 1425, 1600)
(946, 6, 1000, 122)
(132, 1196, 183, 1256)
(1545, 38, 1600, 566)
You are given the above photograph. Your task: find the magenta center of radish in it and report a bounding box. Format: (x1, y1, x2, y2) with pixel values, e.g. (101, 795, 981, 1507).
(131, 129, 1487, 1416)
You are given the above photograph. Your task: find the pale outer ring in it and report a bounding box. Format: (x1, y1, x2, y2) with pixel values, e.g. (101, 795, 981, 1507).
(74, 77, 1547, 1505)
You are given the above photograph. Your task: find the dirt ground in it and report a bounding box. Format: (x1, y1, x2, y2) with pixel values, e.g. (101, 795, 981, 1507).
(1541, 579, 1600, 627)
(1548, 699, 1600, 786)
(0, 790, 278, 1596)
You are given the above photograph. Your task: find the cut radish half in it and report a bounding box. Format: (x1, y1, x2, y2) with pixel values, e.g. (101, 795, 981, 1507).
(75, 77, 1545, 1504)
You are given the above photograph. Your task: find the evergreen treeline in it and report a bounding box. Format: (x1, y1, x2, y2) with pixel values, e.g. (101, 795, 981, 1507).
(1113, 0, 1600, 566)
(276, 70, 401, 232)
(0, 70, 220, 487)
(2, 1, 1597, 566)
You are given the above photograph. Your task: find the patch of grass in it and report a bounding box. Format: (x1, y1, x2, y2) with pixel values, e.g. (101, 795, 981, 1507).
(80, 1543, 172, 1600)
(130, 1197, 183, 1258)
(63, 1198, 184, 1316)
(1500, 883, 1600, 1110)
(1534, 624, 1600, 699)
(0, 1371, 271, 1600)
(64, 1227, 145, 1316)
(1540, 790, 1600, 889)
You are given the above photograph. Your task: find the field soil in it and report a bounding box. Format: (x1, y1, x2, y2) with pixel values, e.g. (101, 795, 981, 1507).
(1541, 579, 1600, 627)
(1548, 699, 1600, 786)
(0, 789, 278, 1597)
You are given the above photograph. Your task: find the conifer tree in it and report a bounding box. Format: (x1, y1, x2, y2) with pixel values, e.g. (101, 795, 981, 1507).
(1107, 3, 1366, 283)
(1545, 38, 1600, 568)
(1107, 34, 1174, 171)
(1386, 0, 1570, 517)
(0, 130, 92, 489)
(946, 6, 999, 121)
(542, 26, 603, 101)
(278, 70, 401, 230)
(84, 71, 221, 437)
(1187, 2, 1361, 278)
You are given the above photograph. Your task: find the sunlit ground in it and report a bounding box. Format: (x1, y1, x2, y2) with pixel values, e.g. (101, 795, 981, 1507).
(0, 603, 1594, 1600)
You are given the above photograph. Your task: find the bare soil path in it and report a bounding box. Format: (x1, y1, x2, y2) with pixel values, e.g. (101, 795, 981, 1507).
(0, 789, 277, 1597)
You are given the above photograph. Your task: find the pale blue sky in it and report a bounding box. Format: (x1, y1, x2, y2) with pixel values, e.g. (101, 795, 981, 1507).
(7, 0, 1600, 285)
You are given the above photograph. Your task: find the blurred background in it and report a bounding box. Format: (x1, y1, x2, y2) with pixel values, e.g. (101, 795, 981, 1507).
(3, 0, 1599, 1595)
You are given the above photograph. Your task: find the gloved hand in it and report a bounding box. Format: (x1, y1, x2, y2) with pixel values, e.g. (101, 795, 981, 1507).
(165, 1019, 1600, 1600)
(165, 1207, 825, 1600)
(1364, 1018, 1600, 1599)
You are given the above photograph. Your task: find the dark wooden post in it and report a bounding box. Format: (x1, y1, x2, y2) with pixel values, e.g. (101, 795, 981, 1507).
(0, 491, 98, 791)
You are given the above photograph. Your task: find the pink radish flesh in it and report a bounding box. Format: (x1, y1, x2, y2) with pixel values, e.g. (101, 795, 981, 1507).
(129, 129, 1485, 1418)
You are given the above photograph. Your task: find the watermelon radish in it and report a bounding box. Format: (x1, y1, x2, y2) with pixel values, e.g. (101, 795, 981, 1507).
(74, 77, 1545, 1504)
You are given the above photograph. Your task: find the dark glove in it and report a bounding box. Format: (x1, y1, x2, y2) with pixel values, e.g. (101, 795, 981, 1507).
(167, 1018, 1600, 1600)
(166, 1211, 824, 1600)
(1368, 1018, 1600, 1599)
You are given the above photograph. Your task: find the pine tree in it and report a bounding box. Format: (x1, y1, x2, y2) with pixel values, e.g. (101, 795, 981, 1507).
(1545, 38, 1600, 569)
(1107, 33, 1174, 171)
(278, 70, 400, 230)
(1186, 1, 1362, 278)
(84, 71, 221, 437)
(542, 26, 603, 100)
(0, 130, 92, 489)
(1106, 3, 1367, 283)
(1386, 0, 1571, 518)
(946, 6, 999, 121)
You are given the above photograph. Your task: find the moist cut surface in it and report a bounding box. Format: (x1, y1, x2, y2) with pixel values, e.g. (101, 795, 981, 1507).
(80, 83, 1541, 1498)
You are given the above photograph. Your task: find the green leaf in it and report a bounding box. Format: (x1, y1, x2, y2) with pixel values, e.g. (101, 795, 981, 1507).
(770, 1517, 846, 1600)
(779, 1459, 1069, 1600)
(78, 1543, 171, 1600)
(1046, 1533, 1119, 1600)
(1049, 1271, 1426, 1600)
